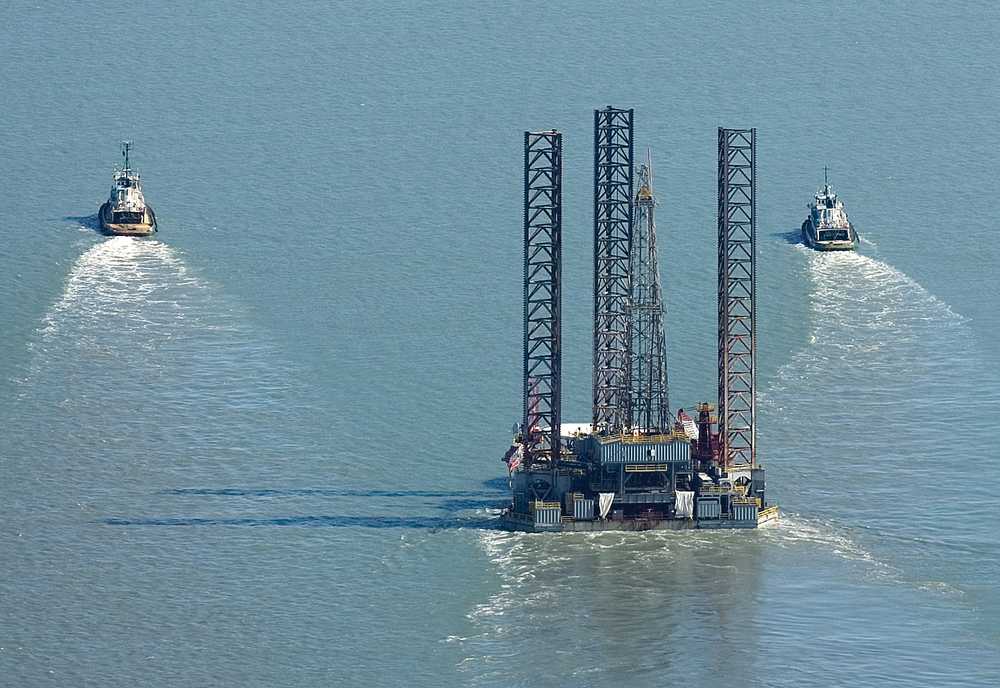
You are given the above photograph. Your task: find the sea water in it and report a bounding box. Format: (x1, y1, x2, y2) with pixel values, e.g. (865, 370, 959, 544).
(1, 2, 998, 686)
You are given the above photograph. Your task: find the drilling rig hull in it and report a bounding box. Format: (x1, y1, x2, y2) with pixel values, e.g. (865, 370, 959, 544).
(499, 516, 778, 532)
(498, 429, 778, 532)
(499, 502, 778, 532)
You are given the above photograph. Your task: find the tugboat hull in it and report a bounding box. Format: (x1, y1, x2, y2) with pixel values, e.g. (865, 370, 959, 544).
(99, 202, 156, 237)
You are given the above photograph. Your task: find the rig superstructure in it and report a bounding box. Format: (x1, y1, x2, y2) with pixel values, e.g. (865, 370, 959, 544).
(499, 109, 778, 531)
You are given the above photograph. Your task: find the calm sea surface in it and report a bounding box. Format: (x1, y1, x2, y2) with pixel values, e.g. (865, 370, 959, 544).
(2, 2, 999, 686)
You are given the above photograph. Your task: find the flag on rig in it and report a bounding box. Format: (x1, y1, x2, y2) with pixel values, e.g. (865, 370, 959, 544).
(677, 409, 699, 441)
(505, 445, 524, 473)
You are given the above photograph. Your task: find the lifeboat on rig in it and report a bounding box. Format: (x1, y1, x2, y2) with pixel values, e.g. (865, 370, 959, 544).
(99, 141, 157, 236)
(801, 169, 857, 251)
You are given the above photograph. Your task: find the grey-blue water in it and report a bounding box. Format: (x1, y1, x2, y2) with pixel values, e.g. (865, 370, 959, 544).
(2, 2, 999, 686)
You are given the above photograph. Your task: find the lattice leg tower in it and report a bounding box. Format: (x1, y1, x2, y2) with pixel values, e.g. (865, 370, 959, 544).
(593, 107, 634, 434)
(717, 128, 756, 469)
(523, 131, 563, 466)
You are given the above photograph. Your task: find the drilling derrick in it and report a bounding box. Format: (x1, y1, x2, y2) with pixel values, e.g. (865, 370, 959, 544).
(522, 131, 563, 466)
(717, 128, 756, 469)
(629, 153, 670, 433)
(593, 107, 634, 434)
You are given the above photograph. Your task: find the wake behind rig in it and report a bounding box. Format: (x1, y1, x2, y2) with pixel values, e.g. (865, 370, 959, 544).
(499, 110, 777, 531)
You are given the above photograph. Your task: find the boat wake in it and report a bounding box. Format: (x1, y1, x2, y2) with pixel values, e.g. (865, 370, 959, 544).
(763, 246, 972, 431)
(35, 236, 203, 346)
(9, 235, 313, 477)
(761, 245, 991, 600)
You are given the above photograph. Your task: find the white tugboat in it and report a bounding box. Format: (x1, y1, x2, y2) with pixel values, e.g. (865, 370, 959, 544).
(801, 168, 857, 251)
(99, 141, 156, 236)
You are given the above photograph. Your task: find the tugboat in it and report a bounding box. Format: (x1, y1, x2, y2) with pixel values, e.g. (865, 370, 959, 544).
(99, 141, 156, 236)
(801, 168, 857, 251)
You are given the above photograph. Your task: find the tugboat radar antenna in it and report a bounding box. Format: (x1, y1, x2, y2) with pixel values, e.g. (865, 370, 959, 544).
(824, 165, 829, 186)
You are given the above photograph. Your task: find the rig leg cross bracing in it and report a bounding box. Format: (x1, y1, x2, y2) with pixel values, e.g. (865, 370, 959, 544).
(629, 154, 670, 433)
(593, 107, 634, 434)
(523, 131, 563, 465)
(717, 128, 757, 468)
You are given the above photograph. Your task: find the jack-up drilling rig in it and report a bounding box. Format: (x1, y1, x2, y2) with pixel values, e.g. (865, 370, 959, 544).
(499, 113, 778, 531)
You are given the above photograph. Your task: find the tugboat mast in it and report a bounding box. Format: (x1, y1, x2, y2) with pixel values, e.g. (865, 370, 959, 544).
(121, 140, 133, 172)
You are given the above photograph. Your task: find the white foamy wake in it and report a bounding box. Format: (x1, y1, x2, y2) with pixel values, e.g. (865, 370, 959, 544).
(761, 244, 982, 597)
(763, 246, 973, 419)
(815, 248, 959, 336)
(805, 248, 963, 327)
(16, 235, 305, 427)
(36, 237, 202, 343)
(761, 513, 965, 597)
